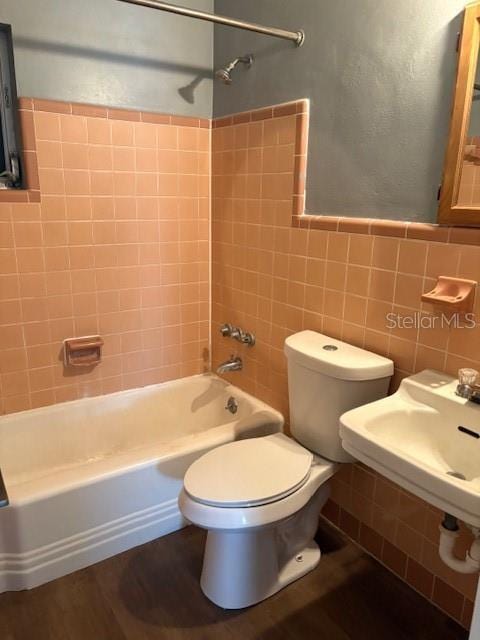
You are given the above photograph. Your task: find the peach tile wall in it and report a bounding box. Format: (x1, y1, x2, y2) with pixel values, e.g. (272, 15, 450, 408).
(0, 99, 210, 413)
(211, 101, 480, 629)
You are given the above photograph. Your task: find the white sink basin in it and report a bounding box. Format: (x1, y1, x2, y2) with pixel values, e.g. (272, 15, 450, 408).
(340, 370, 480, 527)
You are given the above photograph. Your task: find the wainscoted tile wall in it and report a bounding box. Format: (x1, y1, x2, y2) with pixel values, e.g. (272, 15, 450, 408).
(0, 99, 210, 414)
(2, 95, 479, 628)
(211, 100, 480, 629)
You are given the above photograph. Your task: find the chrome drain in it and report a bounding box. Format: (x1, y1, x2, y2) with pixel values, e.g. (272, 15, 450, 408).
(447, 471, 467, 481)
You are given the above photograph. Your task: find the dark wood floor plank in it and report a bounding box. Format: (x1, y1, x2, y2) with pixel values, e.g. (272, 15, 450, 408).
(0, 520, 468, 640)
(1, 563, 128, 640)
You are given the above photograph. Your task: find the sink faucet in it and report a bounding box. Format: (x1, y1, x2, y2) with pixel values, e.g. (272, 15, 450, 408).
(456, 368, 480, 403)
(216, 356, 242, 375)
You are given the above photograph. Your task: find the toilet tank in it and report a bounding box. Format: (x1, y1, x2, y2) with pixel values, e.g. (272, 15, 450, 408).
(284, 331, 393, 462)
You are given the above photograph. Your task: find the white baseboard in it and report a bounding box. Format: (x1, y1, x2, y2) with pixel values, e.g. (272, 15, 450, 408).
(0, 499, 186, 592)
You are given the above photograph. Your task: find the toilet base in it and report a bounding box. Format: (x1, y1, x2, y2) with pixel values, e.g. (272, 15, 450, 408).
(200, 483, 329, 609)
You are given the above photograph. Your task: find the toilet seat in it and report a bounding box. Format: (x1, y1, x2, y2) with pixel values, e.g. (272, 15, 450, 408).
(184, 433, 313, 508)
(179, 452, 337, 532)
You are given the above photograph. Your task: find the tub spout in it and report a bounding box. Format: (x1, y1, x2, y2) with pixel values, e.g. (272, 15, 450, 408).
(216, 356, 242, 375)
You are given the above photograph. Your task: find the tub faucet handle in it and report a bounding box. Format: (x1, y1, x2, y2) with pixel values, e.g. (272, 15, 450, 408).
(237, 329, 256, 347)
(219, 323, 255, 347)
(223, 325, 242, 341)
(226, 326, 241, 340)
(220, 323, 233, 337)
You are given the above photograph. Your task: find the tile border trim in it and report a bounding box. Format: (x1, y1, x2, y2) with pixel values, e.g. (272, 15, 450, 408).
(292, 214, 480, 246)
(212, 99, 308, 128)
(18, 97, 211, 128)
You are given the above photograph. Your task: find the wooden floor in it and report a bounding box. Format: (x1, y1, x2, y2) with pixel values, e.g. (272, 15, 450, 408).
(0, 520, 468, 640)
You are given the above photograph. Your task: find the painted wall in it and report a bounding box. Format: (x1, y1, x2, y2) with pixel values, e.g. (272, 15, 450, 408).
(213, 0, 466, 222)
(0, 0, 213, 118)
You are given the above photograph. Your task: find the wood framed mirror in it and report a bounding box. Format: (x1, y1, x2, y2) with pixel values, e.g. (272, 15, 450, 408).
(439, 1, 480, 226)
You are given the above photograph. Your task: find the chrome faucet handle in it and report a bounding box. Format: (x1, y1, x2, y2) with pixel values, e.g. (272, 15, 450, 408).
(220, 323, 234, 337)
(230, 326, 241, 340)
(459, 368, 478, 386)
(456, 368, 479, 399)
(219, 323, 255, 347)
(237, 329, 256, 346)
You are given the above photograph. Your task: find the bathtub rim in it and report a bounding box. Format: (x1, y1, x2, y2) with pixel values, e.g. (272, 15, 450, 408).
(1, 373, 284, 506)
(0, 372, 256, 424)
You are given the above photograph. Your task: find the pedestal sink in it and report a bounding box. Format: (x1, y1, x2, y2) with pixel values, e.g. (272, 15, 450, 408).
(340, 369, 480, 527)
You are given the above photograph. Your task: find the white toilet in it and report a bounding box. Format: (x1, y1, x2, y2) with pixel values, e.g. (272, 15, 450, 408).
(179, 330, 393, 609)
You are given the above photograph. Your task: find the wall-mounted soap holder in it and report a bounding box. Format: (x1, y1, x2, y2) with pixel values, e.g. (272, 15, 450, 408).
(63, 335, 104, 368)
(421, 276, 477, 313)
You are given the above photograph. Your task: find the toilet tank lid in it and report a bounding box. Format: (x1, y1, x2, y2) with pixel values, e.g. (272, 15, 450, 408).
(284, 331, 394, 381)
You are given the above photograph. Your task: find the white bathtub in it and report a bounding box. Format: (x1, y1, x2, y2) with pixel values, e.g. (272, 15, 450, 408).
(0, 374, 283, 593)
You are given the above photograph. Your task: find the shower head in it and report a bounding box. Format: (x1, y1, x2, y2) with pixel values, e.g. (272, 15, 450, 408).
(215, 67, 232, 85)
(215, 54, 253, 85)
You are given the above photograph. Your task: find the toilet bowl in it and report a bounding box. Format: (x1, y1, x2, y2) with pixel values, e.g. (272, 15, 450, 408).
(179, 331, 394, 609)
(179, 433, 337, 609)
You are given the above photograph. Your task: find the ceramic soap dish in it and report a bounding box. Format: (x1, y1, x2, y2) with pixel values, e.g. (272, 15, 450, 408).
(421, 276, 477, 312)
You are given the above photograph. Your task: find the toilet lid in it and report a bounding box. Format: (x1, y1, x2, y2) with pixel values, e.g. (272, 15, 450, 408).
(184, 433, 313, 508)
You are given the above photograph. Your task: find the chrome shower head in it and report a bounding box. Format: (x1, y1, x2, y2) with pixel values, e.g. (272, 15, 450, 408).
(215, 54, 253, 85)
(215, 67, 233, 85)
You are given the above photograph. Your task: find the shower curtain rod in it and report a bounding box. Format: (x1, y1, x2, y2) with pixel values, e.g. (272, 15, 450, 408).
(116, 0, 305, 46)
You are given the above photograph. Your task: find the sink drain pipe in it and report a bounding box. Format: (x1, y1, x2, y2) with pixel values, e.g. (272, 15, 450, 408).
(439, 514, 480, 574)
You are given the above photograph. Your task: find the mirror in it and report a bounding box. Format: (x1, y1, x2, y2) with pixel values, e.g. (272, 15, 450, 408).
(458, 50, 480, 206)
(439, 2, 480, 225)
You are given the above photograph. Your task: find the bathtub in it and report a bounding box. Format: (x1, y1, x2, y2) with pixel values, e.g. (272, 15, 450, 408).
(0, 374, 283, 593)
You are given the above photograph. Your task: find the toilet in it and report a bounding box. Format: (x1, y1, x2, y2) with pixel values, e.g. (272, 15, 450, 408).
(178, 330, 393, 609)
